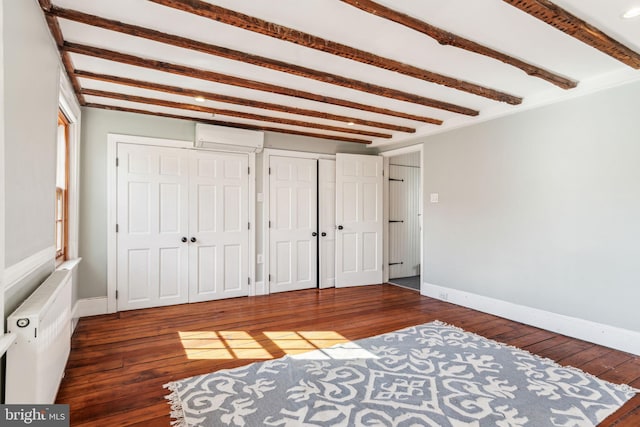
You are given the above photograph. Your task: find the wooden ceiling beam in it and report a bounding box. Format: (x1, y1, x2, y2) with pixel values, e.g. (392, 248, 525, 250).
(38, 5, 85, 105)
(502, 0, 640, 69)
(149, 0, 522, 105)
(52, 7, 455, 118)
(81, 88, 393, 139)
(38, 0, 52, 12)
(85, 103, 372, 144)
(341, 0, 577, 89)
(63, 42, 470, 120)
(75, 70, 419, 132)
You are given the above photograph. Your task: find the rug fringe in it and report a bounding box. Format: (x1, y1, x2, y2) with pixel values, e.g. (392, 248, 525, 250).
(429, 320, 640, 395)
(164, 382, 187, 427)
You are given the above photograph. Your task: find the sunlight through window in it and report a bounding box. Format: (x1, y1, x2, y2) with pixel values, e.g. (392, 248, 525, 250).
(179, 331, 272, 360)
(178, 330, 375, 360)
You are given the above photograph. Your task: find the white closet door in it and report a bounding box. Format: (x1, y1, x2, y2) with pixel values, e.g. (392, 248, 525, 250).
(116, 143, 189, 311)
(336, 154, 383, 287)
(319, 159, 336, 289)
(269, 156, 317, 293)
(189, 151, 249, 302)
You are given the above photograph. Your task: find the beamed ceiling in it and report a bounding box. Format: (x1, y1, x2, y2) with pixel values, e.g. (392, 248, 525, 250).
(39, 0, 640, 147)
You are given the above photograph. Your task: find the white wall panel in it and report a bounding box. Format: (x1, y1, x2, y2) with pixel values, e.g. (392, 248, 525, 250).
(389, 164, 420, 279)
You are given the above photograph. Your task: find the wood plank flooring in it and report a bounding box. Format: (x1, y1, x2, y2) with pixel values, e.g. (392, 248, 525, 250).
(57, 285, 640, 426)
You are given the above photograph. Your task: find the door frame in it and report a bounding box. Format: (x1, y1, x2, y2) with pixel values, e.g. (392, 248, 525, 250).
(261, 149, 335, 295)
(380, 144, 424, 291)
(106, 134, 257, 313)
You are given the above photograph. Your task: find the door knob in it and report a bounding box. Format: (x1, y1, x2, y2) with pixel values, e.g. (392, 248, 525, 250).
(321, 232, 327, 237)
(337, 225, 344, 230)
(190, 237, 197, 243)
(181, 237, 187, 243)
(312, 232, 318, 237)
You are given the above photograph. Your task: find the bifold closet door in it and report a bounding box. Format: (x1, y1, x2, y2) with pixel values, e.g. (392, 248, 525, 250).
(269, 156, 318, 293)
(116, 144, 190, 311)
(116, 145, 249, 311)
(335, 154, 383, 287)
(319, 159, 336, 289)
(188, 151, 249, 302)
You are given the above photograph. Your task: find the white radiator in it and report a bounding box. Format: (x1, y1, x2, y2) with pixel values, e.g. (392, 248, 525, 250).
(6, 269, 72, 404)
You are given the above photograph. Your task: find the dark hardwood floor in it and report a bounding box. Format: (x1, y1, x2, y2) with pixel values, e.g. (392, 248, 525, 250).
(57, 285, 640, 426)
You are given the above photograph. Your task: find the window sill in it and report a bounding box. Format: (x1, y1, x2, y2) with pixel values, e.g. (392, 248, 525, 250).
(56, 257, 82, 272)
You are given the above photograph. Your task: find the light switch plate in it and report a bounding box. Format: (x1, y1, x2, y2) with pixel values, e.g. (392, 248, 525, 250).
(257, 192, 264, 202)
(430, 193, 439, 203)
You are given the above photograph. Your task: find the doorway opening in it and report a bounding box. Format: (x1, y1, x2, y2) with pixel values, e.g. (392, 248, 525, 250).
(386, 150, 421, 292)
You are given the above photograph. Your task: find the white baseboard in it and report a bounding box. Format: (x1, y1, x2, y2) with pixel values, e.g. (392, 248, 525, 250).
(422, 282, 640, 356)
(73, 297, 108, 319)
(4, 246, 56, 293)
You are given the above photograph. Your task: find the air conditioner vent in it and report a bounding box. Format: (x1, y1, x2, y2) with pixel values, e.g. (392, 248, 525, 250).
(195, 124, 264, 153)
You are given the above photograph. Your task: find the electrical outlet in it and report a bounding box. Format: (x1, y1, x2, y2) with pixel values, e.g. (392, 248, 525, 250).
(257, 254, 263, 264)
(438, 292, 448, 301)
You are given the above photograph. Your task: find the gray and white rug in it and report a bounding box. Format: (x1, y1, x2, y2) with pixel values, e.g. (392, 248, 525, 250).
(165, 321, 637, 426)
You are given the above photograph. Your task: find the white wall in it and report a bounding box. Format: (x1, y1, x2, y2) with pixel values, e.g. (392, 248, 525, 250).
(422, 79, 640, 333)
(3, 0, 61, 316)
(4, 0, 59, 267)
(79, 108, 372, 298)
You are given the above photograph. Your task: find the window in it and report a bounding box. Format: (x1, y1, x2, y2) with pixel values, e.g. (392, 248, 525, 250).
(56, 111, 69, 263)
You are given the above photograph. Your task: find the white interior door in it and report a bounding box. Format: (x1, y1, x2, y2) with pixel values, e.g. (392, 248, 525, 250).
(116, 143, 189, 311)
(188, 151, 249, 302)
(319, 159, 336, 289)
(269, 156, 318, 293)
(336, 154, 383, 287)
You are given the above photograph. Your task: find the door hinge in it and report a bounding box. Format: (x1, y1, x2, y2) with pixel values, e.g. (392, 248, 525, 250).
(248, 166, 250, 175)
(268, 167, 271, 175)
(268, 274, 272, 282)
(115, 224, 119, 233)
(268, 220, 271, 228)
(115, 290, 119, 299)
(248, 277, 251, 285)
(116, 157, 119, 167)
(248, 222, 251, 230)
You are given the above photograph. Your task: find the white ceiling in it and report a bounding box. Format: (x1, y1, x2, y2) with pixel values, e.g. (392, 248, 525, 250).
(49, 0, 640, 148)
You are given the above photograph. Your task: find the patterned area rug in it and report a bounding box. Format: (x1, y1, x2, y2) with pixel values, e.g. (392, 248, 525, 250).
(165, 321, 636, 426)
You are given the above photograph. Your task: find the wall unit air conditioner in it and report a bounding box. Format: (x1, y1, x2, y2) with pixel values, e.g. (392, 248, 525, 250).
(195, 123, 264, 153)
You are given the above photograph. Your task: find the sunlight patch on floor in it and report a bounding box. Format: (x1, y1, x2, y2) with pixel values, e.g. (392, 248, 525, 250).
(178, 330, 373, 360)
(179, 331, 271, 360)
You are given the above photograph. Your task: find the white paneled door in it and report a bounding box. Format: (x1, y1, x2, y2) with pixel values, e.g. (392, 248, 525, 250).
(189, 151, 249, 302)
(269, 156, 318, 293)
(117, 144, 249, 311)
(336, 154, 383, 287)
(319, 159, 336, 289)
(116, 144, 190, 310)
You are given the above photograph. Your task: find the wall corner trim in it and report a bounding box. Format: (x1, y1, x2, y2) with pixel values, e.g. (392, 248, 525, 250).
(421, 282, 640, 356)
(73, 297, 109, 319)
(4, 246, 56, 293)
(254, 281, 266, 296)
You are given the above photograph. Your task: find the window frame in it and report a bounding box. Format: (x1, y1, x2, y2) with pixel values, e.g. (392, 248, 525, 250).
(55, 111, 70, 264)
